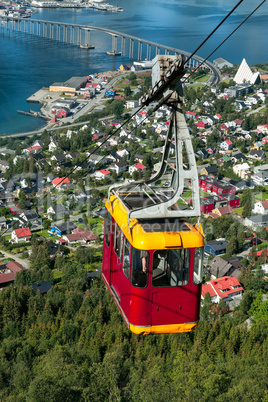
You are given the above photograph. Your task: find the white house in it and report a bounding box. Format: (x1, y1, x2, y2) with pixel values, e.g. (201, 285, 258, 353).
(48, 140, 57, 153)
(126, 100, 139, 109)
(11, 227, 32, 243)
(252, 200, 268, 215)
(233, 163, 251, 179)
(0, 159, 9, 172)
(129, 163, 146, 175)
(95, 169, 111, 180)
(220, 140, 233, 151)
(201, 276, 244, 304)
(117, 149, 130, 159)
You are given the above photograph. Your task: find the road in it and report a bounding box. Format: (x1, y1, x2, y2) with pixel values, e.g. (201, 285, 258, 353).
(246, 105, 266, 116)
(0, 249, 30, 269)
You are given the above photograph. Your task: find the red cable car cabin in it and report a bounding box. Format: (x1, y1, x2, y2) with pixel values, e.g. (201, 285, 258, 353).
(102, 194, 205, 335)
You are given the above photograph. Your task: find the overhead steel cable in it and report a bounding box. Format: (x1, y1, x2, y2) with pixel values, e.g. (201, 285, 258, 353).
(42, 0, 249, 189)
(3, 0, 265, 240)
(184, 0, 245, 65)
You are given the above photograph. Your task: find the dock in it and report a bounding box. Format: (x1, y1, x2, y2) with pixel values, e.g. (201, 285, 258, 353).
(27, 87, 49, 103)
(17, 109, 49, 120)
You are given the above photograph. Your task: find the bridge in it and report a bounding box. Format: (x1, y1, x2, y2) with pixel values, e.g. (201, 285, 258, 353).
(0, 15, 220, 83)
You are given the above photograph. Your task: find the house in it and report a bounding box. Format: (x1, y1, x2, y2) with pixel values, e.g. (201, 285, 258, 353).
(11, 227, 32, 243)
(18, 210, 41, 226)
(0, 261, 24, 289)
(50, 222, 77, 236)
(208, 256, 242, 279)
(205, 240, 228, 256)
(0, 159, 9, 172)
(231, 152, 246, 163)
(47, 204, 67, 219)
(22, 145, 42, 155)
(185, 111, 197, 119)
(247, 149, 266, 161)
(252, 200, 268, 215)
(95, 169, 111, 180)
(233, 163, 251, 179)
(126, 100, 139, 109)
(52, 177, 71, 188)
(87, 154, 107, 166)
(200, 166, 218, 177)
(230, 179, 255, 192)
(32, 281, 52, 295)
(220, 140, 233, 151)
(48, 140, 57, 153)
(212, 205, 233, 217)
(129, 163, 146, 175)
(258, 124, 268, 133)
(244, 214, 268, 230)
(196, 149, 208, 160)
(224, 194, 240, 209)
(110, 161, 128, 175)
(105, 89, 116, 97)
(198, 176, 236, 196)
(62, 230, 98, 245)
(0, 216, 7, 230)
(47, 241, 65, 258)
(252, 164, 268, 185)
(50, 154, 66, 165)
(202, 276, 244, 304)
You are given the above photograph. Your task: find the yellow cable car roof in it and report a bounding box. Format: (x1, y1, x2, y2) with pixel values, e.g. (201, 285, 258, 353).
(106, 195, 204, 250)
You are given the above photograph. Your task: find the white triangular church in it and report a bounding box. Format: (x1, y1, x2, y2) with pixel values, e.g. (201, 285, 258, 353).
(234, 58, 260, 85)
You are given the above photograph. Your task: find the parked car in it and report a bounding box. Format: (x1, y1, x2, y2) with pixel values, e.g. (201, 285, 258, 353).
(250, 238, 262, 245)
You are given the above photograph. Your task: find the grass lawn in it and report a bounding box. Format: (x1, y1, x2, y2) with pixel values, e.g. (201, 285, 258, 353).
(233, 207, 243, 215)
(199, 190, 209, 197)
(183, 190, 193, 200)
(190, 75, 210, 83)
(192, 85, 205, 91)
(254, 192, 268, 201)
(38, 230, 53, 239)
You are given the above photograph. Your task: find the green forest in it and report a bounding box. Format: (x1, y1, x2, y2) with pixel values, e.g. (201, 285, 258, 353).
(0, 265, 267, 401)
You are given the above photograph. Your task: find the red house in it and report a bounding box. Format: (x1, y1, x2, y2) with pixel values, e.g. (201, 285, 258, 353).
(52, 177, 71, 188)
(195, 121, 206, 129)
(202, 277, 243, 303)
(11, 227, 32, 243)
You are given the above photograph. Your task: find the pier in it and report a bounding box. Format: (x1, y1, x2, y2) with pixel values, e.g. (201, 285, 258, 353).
(17, 109, 49, 120)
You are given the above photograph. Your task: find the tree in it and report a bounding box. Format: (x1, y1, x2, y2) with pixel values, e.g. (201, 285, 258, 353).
(63, 213, 70, 222)
(200, 292, 212, 321)
(112, 101, 124, 119)
(18, 190, 27, 209)
(124, 86, 131, 97)
(242, 200, 252, 218)
(226, 236, 238, 257)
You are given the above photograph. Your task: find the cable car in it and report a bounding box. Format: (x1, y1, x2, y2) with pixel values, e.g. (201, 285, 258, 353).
(102, 55, 205, 334)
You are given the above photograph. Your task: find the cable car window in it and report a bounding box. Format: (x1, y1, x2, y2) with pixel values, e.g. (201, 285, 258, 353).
(123, 238, 131, 279)
(131, 248, 149, 288)
(193, 247, 204, 284)
(114, 223, 121, 258)
(104, 211, 111, 247)
(152, 249, 190, 287)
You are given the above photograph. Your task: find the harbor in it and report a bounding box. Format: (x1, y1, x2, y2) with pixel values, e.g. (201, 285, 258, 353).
(30, 1, 124, 11)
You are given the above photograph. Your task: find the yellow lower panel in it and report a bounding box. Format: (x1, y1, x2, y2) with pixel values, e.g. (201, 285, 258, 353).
(129, 321, 199, 335)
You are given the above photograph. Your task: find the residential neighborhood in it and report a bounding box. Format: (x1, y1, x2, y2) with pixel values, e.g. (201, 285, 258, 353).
(0, 59, 267, 320)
